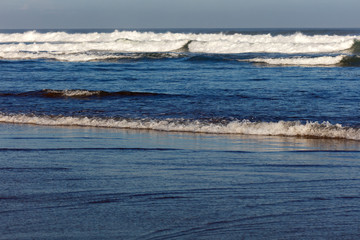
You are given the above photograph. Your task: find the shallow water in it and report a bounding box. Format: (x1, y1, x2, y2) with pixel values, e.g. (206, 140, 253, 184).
(1, 124, 360, 239)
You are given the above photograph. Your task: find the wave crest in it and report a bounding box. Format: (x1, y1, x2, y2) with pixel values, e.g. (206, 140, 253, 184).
(349, 40, 360, 54)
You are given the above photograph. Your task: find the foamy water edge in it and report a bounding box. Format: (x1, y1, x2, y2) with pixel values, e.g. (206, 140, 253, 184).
(1, 113, 359, 140)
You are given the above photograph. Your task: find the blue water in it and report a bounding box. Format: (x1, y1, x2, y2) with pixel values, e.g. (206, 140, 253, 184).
(2, 59, 360, 124)
(1, 29, 360, 239)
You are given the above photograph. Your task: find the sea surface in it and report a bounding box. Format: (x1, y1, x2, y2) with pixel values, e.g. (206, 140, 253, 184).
(1, 28, 360, 239)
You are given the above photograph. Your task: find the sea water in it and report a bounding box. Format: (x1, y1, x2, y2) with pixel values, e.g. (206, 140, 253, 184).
(1, 29, 360, 239)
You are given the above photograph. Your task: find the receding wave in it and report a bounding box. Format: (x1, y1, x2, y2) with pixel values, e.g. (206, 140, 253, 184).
(0, 89, 163, 98)
(1, 113, 359, 140)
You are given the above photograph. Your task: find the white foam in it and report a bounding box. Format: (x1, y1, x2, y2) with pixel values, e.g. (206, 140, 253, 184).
(0, 40, 188, 53)
(0, 51, 184, 62)
(247, 55, 346, 66)
(0, 51, 114, 62)
(189, 39, 354, 54)
(1, 113, 359, 140)
(44, 89, 101, 97)
(0, 31, 358, 61)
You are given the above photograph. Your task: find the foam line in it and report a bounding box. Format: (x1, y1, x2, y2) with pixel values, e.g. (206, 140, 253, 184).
(0, 113, 359, 140)
(246, 55, 346, 66)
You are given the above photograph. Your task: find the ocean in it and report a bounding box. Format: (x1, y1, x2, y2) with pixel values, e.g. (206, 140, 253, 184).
(1, 28, 360, 239)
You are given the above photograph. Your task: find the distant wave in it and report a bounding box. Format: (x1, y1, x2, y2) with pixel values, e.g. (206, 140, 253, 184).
(339, 55, 360, 66)
(0, 89, 164, 99)
(1, 113, 359, 140)
(245, 55, 343, 66)
(349, 40, 360, 54)
(0, 31, 359, 62)
(245, 55, 360, 66)
(0, 51, 185, 62)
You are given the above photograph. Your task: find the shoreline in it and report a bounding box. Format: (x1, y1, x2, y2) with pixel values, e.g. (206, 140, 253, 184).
(2, 122, 360, 152)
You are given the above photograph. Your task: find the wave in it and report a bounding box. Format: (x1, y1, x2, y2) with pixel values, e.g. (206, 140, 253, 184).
(0, 89, 164, 99)
(349, 40, 360, 54)
(245, 55, 360, 66)
(174, 40, 192, 52)
(0, 38, 354, 55)
(0, 113, 359, 140)
(339, 55, 360, 66)
(0, 31, 359, 62)
(246, 55, 346, 66)
(0, 49, 185, 62)
(41, 89, 162, 98)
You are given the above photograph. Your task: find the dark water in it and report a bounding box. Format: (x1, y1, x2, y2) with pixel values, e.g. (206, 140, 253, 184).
(1, 29, 360, 239)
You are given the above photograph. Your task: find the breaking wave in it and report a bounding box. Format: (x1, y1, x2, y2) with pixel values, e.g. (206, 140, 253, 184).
(0, 30, 359, 62)
(246, 55, 345, 66)
(339, 55, 360, 66)
(1, 113, 359, 140)
(0, 51, 184, 62)
(349, 40, 360, 54)
(245, 55, 360, 66)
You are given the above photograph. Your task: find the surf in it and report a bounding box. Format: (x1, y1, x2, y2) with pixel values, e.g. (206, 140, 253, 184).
(1, 113, 359, 140)
(0, 30, 359, 62)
